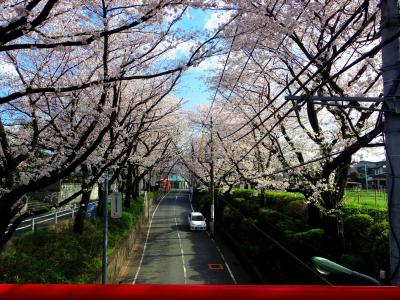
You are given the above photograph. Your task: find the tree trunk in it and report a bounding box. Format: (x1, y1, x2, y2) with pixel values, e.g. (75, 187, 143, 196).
(124, 163, 133, 208)
(73, 164, 93, 234)
(307, 202, 323, 228)
(132, 180, 140, 198)
(73, 187, 92, 234)
(260, 187, 266, 207)
(97, 181, 105, 217)
(0, 202, 12, 251)
(322, 213, 345, 257)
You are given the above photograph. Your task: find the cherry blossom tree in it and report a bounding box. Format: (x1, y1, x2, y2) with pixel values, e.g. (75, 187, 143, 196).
(0, 0, 223, 248)
(196, 0, 384, 253)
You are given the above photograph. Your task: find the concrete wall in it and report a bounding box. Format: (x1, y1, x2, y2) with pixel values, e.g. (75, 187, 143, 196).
(98, 193, 157, 283)
(104, 212, 146, 283)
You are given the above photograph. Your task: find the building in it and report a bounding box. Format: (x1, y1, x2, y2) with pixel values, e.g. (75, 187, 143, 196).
(348, 160, 386, 189)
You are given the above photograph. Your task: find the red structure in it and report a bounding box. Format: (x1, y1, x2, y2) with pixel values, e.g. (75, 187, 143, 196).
(0, 284, 399, 300)
(162, 178, 171, 192)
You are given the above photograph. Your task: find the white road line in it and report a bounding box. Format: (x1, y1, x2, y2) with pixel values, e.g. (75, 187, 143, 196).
(175, 216, 187, 284)
(174, 194, 187, 284)
(132, 192, 169, 284)
(206, 232, 238, 284)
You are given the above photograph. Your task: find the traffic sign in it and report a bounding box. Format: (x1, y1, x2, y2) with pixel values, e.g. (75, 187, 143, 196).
(111, 192, 122, 218)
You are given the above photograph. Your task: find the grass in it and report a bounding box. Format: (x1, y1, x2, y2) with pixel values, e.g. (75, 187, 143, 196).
(233, 187, 387, 210)
(0, 196, 145, 283)
(343, 189, 387, 209)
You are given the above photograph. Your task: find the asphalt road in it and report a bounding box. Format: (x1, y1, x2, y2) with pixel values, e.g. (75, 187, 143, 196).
(120, 190, 250, 284)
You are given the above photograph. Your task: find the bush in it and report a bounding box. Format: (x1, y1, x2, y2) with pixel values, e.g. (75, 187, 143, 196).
(232, 188, 255, 199)
(344, 214, 374, 248)
(193, 189, 210, 215)
(264, 191, 306, 211)
(222, 206, 242, 232)
(257, 208, 285, 227)
(256, 207, 304, 238)
(342, 205, 387, 222)
(292, 228, 325, 241)
(340, 254, 366, 270)
(284, 200, 308, 221)
(364, 221, 389, 273)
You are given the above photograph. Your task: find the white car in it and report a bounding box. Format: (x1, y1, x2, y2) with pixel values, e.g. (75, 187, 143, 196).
(188, 212, 207, 231)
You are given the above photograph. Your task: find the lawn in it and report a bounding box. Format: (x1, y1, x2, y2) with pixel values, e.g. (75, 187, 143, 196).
(343, 189, 387, 209)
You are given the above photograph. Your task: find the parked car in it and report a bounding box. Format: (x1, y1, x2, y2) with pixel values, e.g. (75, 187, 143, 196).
(188, 212, 207, 231)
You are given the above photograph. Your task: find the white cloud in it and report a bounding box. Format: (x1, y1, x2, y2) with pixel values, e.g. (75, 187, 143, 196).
(0, 62, 18, 76)
(204, 11, 232, 31)
(195, 55, 223, 71)
(163, 40, 197, 60)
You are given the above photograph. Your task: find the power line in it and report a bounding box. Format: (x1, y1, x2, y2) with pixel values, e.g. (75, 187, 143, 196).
(214, 0, 313, 119)
(221, 1, 373, 141)
(203, 23, 240, 124)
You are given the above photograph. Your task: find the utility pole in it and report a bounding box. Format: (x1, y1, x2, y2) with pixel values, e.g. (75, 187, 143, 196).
(102, 171, 109, 284)
(381, 0, 400, 285)
(209, 117, 215, 239)
(365, 164, 369, 191)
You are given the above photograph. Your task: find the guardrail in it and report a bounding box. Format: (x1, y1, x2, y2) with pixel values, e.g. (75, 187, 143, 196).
(8, 202, 98, 233)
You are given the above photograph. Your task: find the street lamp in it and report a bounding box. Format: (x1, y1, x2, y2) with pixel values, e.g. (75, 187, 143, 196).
(312, 256, 380, 285)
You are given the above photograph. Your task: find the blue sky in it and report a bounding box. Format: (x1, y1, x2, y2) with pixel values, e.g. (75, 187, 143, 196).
(169, 8, 221, 111)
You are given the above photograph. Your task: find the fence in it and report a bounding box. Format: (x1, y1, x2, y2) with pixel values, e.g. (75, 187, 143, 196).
(344, 189, 387, 207)
(8, 202, 98, 234)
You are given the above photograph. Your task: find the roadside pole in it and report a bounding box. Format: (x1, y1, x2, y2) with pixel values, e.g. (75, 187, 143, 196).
(381, 0, 400, 285)
(102, 171, 109, 284)
(210, 117, 215, 239)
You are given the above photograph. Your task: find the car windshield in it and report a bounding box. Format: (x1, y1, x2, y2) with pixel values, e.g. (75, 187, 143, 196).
(192, 216, 204, 221)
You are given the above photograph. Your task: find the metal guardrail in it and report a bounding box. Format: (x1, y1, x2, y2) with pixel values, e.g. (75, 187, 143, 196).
(7, 202, 98, 233)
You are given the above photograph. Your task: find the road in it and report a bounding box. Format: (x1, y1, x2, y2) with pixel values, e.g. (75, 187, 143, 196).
(120, 190, 251, 284)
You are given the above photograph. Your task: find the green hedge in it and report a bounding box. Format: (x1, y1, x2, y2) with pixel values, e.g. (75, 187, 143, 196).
(341, 204, 387, 222)
(196, 188, 389, 282)
(232, 188, 256, 199)
(0, 196, 144, 283)
(264, 191, 306, 211)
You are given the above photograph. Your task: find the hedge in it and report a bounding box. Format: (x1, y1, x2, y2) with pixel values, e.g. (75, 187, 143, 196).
(341, 204, 388, 222)
(194, 188, 389, 283)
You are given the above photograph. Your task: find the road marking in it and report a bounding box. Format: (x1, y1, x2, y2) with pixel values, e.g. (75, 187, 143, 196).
(174, 194, 187, 284)
(132, 192, 169, 284)
(175, 216, 187, 284)
(206, 231, 238, 284)
(208, 263, 224, 270)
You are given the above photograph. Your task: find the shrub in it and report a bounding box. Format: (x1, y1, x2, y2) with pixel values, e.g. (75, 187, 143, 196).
(289, 228, 325, 250)
(364, 221, 389, 274)
(292, 228, 325, 241)
(344, 214, 374, 248)
(258, 208, 285, 227)
(256, 207, 303, 238)
(340, 254, 366, 270)
(222, 206, 242, 231)
(284, 200, 308, 221)
(342, 205, 387, 222)
(264, 191, 306, 211)
(193, 189, 210, 214)
(0, 195, 144, 283)
(232, 188, 255, 199)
